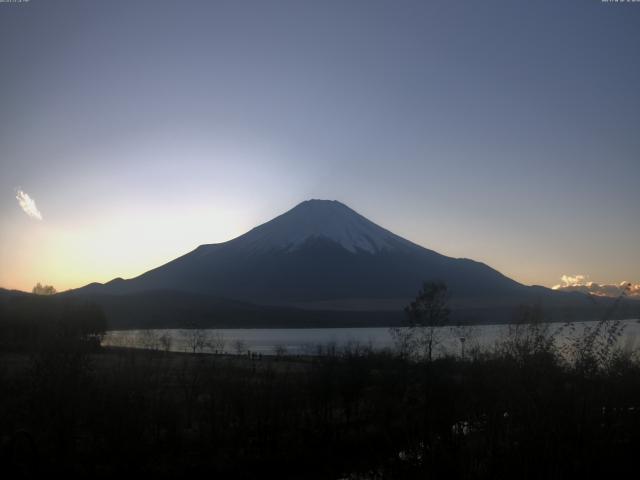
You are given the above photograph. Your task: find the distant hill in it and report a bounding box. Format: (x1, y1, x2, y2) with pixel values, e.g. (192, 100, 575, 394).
(67, 200, 638, 328)
(0, 288, 29, 297)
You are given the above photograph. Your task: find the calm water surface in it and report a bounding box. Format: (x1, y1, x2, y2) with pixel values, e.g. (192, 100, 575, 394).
(103, 319, 640, 356)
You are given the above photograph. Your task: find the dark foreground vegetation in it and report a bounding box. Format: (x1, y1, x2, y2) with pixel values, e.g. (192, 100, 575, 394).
(1, 291, 640, 478)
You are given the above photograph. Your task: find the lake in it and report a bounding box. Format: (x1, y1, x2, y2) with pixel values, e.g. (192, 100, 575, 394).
(103, 318, 640, 356)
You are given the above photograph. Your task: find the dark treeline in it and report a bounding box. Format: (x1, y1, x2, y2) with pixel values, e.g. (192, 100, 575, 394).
(1, 331, 640, 477)
(1, 290, 640, 478)
(0, 293, 106, 351)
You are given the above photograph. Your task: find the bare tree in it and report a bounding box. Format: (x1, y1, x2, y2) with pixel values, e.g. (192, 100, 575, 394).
(233, 339, 247, 356)
(499, 303, 553, 362)
(389, 325, 415, 359)
(206, 330, 226, 354)
(404, 282, 450, 361)
(159, 331, 173, 352)
(140, 329, 160, 351)
(182, 328, 208, 354)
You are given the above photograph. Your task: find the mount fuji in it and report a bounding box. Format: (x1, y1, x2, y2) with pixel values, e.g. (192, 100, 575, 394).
(69, 200, 626, 327)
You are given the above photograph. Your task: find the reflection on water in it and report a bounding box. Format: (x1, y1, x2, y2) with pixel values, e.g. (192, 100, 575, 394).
(103, 319, 640, 356)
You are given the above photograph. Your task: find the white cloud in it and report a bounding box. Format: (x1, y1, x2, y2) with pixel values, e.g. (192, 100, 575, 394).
(552, 274, 639, 298)
(15, 188, 43, 220)
(558, 274, 587, 286)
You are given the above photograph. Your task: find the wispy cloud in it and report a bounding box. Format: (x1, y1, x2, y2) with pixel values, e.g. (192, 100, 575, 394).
(15, 188, 43, 220)
(552, 274, 640, 298)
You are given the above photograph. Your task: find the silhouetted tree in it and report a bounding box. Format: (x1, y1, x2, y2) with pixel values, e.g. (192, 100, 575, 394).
(182, 328, 208, 354)
(404, 281, 450, 361)
(32, 283, 56, 295)
(159, 331, 173, 352)
(233, 338, 247, 355)
(498, 302, 556, 364)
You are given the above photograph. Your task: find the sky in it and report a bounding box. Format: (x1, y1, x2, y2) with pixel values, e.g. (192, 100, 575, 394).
(1, 0, 639, 293)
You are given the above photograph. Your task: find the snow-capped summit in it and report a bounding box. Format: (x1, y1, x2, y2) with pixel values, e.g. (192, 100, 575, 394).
(69, 198, 613, 327)
(75, 198, 524, 303)
(230, 199, 412, 254)
(67, 198, 630, 328)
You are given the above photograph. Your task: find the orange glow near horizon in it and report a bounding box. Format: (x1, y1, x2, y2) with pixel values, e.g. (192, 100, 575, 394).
(1, 202, 637, 295)
(1, 204, 256, 292)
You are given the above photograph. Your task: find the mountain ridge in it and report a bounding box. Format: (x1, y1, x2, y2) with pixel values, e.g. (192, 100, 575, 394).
(66, 199, 633, 327)
(76, 199, 522, 298)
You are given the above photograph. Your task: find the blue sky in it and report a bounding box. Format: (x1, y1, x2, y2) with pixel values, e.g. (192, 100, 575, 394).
(1, 0, 638, 291)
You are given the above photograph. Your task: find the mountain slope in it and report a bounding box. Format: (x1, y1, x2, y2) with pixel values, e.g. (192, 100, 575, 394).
(68, 199, 627, 326)
(76, 200, 524, 303)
